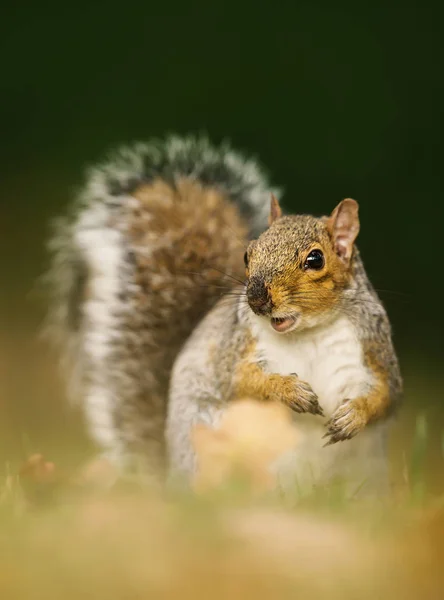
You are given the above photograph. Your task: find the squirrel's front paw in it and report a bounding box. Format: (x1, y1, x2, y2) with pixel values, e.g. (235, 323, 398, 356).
(323, 398, 366, 446)
(279, 375, 324, 416)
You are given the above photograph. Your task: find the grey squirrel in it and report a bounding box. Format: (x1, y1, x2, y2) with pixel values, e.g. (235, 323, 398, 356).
(47, 135, 402, 495)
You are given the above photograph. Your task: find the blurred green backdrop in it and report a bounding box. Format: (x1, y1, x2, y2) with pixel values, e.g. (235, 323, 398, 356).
(1, 1, 442, 465)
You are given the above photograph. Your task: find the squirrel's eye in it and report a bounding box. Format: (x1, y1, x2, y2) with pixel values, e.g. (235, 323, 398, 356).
(243, 251, 249, 267)
(304, 249, 324, 270)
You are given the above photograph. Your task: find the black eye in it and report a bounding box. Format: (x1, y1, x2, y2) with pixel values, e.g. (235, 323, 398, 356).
(244, 251, 249, 267)
(304, 249, 324, 270)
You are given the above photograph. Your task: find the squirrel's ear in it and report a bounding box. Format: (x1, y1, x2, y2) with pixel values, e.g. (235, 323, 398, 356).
(268, 194, 282, 226)
(326, 199, 360, 263)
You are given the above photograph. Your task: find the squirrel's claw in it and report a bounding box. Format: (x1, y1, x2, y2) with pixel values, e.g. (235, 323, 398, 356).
(286, 378, 324, 416)
(289, 398, 324, 417)
(323, 399, 366, 446)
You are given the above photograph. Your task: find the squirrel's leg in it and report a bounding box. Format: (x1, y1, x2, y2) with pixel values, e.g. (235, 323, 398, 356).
(323, 348, 391, 445)
(232, 361, 323, 416)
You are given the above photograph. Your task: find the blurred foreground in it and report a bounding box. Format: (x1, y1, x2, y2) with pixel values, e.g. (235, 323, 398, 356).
(1, 333, 444, 598)
(1, 467, 444, 600)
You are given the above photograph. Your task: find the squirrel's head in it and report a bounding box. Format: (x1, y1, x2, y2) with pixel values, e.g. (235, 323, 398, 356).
(244, 195, 360, 333)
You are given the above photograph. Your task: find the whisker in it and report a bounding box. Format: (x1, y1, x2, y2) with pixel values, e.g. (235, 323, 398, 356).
(221, 223, 249, 251)
(372, 287, 409, 297)
(193, 283, 244, 295)
(218, 294, 246, 300)
(204, 264, 246, 286)
(173, 268, 246, 287)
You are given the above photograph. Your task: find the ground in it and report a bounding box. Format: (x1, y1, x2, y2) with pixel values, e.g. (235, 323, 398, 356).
(1, 333, 443, 599)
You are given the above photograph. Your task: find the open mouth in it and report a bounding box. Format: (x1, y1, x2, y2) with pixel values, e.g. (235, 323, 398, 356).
(270, 315, 297, 333)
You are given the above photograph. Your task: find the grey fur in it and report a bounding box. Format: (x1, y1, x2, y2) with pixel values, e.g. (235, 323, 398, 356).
(167, 215, 402, 496)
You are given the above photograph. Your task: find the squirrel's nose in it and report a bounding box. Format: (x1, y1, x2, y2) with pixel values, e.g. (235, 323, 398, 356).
(246, 278, 273, 315)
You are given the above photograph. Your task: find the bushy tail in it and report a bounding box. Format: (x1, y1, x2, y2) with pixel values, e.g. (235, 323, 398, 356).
(45, 134, 278, 479)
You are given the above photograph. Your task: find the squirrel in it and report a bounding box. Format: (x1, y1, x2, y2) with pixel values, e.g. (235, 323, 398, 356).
(47, 135, 402, 495)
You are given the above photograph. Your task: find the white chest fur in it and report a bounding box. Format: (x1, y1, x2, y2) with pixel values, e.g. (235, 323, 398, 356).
(250, 315, 371, 416)
(248, 314, 387, 496)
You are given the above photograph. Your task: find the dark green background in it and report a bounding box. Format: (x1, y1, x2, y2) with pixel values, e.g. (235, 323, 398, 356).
(1, 1, 442, 374)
